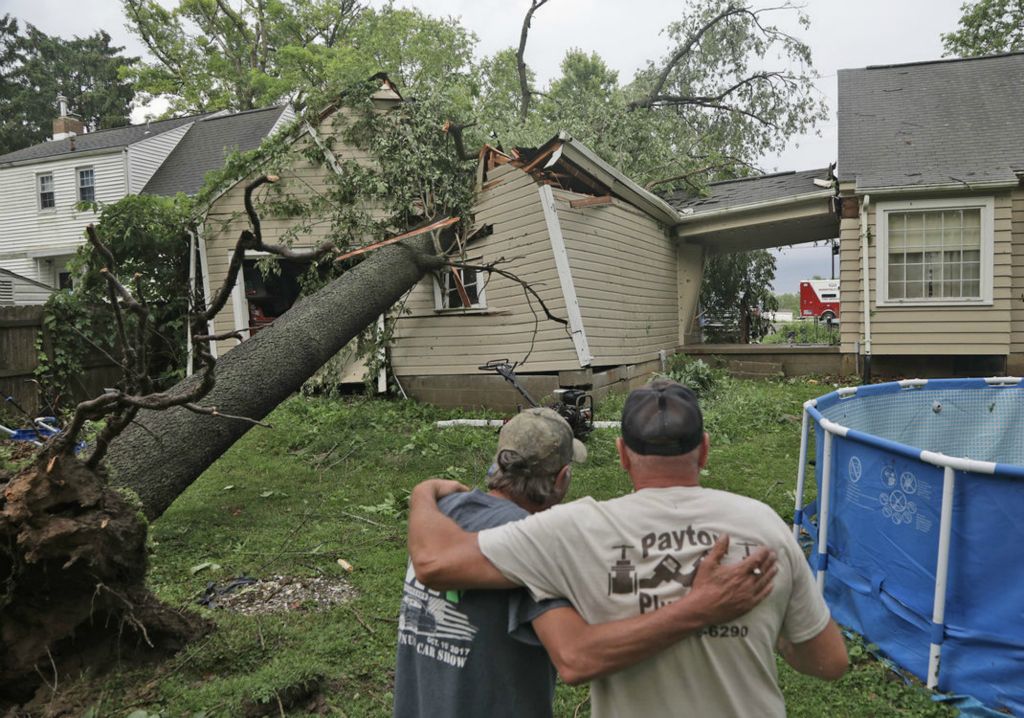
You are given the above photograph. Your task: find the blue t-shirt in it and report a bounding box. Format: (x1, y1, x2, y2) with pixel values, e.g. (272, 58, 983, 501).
(393, 490, 569, 717)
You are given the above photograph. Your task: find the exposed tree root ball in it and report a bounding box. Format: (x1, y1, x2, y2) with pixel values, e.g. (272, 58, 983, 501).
(0, 456, 208, 709)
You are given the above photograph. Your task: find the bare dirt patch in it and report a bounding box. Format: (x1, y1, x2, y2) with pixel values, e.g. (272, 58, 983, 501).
(201, 575, 357, 615)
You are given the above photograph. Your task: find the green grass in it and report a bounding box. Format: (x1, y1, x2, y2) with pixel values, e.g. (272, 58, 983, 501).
(62, 379, 952, 717)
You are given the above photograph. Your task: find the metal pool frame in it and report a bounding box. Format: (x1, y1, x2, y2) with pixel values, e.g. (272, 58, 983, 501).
(792, 376, 1024, 690)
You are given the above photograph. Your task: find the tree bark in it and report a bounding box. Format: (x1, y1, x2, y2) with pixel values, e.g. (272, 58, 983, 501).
(105, 235, 443, 520)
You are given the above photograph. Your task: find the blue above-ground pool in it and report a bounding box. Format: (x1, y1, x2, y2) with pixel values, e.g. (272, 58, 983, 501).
(794, 378, 1024, 715)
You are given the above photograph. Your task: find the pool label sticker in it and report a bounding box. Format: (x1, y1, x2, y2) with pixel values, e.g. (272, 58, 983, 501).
(842, 454, 876, 509)
(848, 457, 862, 482)
(875, 467, 932, 533)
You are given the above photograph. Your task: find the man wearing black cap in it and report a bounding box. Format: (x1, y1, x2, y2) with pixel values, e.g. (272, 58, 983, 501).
(397, 406, 778, 717)
(408, 380, 847, 717)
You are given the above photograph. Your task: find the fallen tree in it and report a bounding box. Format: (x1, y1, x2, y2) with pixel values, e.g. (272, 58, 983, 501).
(105, 228, 444, 520)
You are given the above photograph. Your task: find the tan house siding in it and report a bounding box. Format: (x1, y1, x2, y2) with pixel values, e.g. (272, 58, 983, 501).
(389, 164, 578, 376)
(838, 215, 862, 353)
(839, 193, 1013, 358)
(201, 109, 382, 356)
(1011, 188, 1024, 360)
(552, 189, 679, 367)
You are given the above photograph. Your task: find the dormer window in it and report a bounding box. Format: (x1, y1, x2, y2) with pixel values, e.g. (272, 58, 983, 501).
(77, 168, 95, 203)
(38, 174, 55, 209)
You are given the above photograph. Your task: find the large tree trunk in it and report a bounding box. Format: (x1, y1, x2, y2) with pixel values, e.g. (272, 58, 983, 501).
(105, 235, 442, 520)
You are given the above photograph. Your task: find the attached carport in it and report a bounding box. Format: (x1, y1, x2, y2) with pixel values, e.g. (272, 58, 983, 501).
(662, 168, 842, 354)
(665, 168, 841, 253)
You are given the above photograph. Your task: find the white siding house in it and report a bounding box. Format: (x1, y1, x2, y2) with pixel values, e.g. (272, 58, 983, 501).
(0, 106, 290, 299)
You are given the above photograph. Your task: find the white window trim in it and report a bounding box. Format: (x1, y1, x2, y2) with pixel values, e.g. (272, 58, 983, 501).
(432, 267, 488, 312)
(875, 196, 995, 308)
(76, 166, 95, 203)
(37, 172, 56, 211)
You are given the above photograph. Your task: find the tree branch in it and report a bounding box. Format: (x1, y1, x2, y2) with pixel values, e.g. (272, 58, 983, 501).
(629, 2, 748, 111)
(516, 0, 549, 123)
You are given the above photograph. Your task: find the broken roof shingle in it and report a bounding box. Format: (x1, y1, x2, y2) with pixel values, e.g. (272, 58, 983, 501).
(0, 113, 215, 165)
(142, 106, 289, 197)
(838, 52, 1024, 191)
(661, 168, 834, 216)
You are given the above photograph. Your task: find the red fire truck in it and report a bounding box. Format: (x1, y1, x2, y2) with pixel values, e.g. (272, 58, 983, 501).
(800, 279, 840, 322)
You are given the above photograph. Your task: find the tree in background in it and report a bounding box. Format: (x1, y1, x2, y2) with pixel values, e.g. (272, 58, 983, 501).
(942, 0, 1024, 56)
(700, 250, 779, 344)
(475, 0, 826, 190)
(123, 1, 477, 114)
(0, 16, 137, 155)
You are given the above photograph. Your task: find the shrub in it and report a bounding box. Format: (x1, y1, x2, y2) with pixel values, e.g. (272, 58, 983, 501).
(662, 354, 728, 397)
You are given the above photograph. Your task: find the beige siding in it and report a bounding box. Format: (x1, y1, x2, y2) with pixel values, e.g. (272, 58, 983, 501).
(553, 190, 679, 367)
(1012, 188, 1024, 354)
(840, 192, 1013, 357)
(390, 165, 578, 375)
(202, 109, 383, 355)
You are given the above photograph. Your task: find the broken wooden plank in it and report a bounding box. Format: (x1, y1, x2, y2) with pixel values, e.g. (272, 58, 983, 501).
(569, 195, 614, 209)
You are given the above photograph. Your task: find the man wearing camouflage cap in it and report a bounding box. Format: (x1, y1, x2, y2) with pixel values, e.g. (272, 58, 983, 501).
(407, 381, 847, 717)
(397, 405, 781, 717)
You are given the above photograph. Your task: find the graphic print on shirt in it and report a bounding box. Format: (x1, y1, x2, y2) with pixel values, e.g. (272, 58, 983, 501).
(607, 526, 761, 621)
(398, 564, 478, 668)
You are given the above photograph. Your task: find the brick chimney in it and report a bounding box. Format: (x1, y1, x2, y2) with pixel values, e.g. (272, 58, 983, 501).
(52, 95, 86, 141)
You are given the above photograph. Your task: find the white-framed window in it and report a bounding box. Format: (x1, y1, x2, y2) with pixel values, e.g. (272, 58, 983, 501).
(433, 267, 486, 310)
(77, 167, 95, 203)
(38, 173, 55, 209)
(876, 197, 994, 306)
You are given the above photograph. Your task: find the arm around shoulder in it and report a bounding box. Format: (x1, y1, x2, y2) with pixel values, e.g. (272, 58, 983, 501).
(407, 480, 515, 591)
(778, 619, 848, 681)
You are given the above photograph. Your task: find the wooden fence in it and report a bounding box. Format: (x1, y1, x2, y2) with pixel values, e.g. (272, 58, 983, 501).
(0, 306, 120, 417)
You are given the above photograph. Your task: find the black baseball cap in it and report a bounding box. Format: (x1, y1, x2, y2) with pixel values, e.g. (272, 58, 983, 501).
(621, 379, 704, 456)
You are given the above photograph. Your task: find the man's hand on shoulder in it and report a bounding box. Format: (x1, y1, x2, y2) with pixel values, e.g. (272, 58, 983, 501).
(688, 535, 778, 625)
(416, 478, 470, 500)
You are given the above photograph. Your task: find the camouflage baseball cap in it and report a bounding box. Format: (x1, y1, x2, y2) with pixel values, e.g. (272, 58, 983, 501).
(496, 407, 587, 479)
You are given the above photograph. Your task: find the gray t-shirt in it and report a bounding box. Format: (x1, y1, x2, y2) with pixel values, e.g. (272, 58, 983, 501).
(479, 486, 831, 718)
(393, 490, 568, 718)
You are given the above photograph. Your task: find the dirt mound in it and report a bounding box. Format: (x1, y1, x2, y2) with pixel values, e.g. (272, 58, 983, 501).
(0, 455, 208, 710)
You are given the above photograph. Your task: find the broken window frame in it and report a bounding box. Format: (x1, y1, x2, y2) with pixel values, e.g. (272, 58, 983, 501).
(433, 266, 487, 311)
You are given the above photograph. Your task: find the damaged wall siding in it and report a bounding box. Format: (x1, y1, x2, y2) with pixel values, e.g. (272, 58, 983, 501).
(839, 193, 1014, 357)
(202, 108, 384, 361)
(389, 164, 579, 376)
(552, 188, 679, 366)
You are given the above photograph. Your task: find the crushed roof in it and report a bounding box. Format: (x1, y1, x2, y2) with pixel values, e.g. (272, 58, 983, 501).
(662, 168, 834, 215)
(838, 52, 1024, 190)
(142, 106, 288, 197)
(0, 113, 215, 165)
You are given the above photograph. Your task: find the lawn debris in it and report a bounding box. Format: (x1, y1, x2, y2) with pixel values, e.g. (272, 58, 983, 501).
(196, 575, 356, 615)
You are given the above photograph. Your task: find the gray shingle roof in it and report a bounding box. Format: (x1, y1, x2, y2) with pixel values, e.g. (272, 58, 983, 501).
(662, 168, 834, 215)
(142, 106, 287, 197)
(0, 113, 213, 165)
(838, 52, 1024, 191)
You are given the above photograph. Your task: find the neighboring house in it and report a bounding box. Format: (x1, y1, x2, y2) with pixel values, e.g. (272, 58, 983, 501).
(0, 102, 293, 296)
(0, 268, 53, 306)
(834, 52, 1024, 377)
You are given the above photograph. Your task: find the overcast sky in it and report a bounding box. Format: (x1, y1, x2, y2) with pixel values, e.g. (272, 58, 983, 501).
(5, 0, 967, 291)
